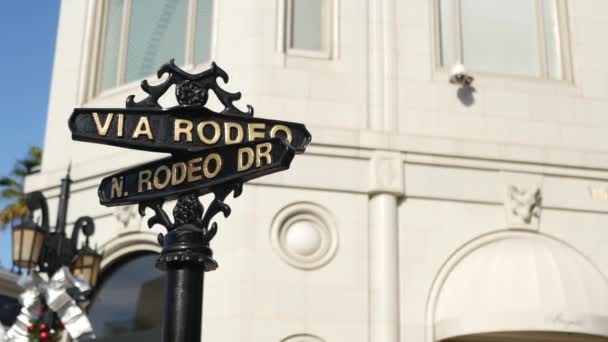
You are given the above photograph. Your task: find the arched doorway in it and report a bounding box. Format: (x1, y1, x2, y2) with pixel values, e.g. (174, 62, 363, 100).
(429, 232, 608, 342)
(89, 253, 165, 341)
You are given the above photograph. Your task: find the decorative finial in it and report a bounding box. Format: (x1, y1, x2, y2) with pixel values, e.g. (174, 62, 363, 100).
(66, 161, 72, 181)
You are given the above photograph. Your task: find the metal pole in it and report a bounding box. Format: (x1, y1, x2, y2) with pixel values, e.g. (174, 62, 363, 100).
(55, 168, 72, 234)
(156, 193, 218, 342)
(163, 267, 204, 342)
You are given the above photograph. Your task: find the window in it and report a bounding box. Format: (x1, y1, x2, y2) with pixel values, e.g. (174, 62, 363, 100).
(89, 254, 165, 340)
(98, 0, 214, 93)
(285, 0, 332, 58)
(0, 294, 19, 327)
(437, 0, 570, 80)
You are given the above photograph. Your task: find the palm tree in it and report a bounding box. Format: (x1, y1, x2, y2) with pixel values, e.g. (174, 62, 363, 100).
(0, 146, 42, 229)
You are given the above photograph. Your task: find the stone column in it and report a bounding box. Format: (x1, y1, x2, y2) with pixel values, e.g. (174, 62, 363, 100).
(369, 152, 403, 342)
(367, 0, 398, 132)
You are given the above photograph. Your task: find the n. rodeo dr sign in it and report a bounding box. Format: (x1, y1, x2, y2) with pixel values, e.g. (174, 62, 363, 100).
(97, 138, 294, 206)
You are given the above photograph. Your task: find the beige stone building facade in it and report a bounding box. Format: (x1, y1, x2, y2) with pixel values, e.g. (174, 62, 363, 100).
(17, 0, 608, 341)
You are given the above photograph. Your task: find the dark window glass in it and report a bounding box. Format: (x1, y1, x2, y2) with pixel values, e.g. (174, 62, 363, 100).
(0, 294, 20, 326)
(89, 253, 165, 340)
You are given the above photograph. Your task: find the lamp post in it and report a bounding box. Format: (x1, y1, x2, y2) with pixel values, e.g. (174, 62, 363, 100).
(11, 169, 102, 330)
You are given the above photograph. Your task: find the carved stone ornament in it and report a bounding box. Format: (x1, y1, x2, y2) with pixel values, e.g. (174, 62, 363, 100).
(114, 205, 139, 228)
(505, 184, 542, 230)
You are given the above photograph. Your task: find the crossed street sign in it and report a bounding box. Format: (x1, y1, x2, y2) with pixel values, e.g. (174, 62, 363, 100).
(68, 61, 311, 207)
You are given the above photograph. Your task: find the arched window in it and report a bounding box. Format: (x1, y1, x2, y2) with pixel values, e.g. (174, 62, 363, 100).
(97, 0, 215, 93)
(89, 253, 165, 340)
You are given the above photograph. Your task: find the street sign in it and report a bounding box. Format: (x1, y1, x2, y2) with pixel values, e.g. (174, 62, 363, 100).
(69, 106, 311, 154)
(98, 138, 294, 206)
(68, 60, 312, 342)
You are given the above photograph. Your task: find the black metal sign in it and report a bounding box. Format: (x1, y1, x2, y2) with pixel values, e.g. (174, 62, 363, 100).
(68, 60, 310, 207)
(69, 60, 311, 342)
(98, 138, 294, 206)
(69, 106, 310, 154)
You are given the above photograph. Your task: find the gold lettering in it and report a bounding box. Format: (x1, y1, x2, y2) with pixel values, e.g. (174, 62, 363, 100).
(237, 147, 254, 172)
(132, 117, 154, 140)
(270, 125, 293, 144)
(153, 165, 171, 189)
(203, 153, 222, 179)
(256, 142, 272, 167)
(110, 176, 123, 199)
(92, 112, 114, 136)
(174, 119, 193, 142)
(171, 162, 187, 185)
(188, 157, 203, 182)
(117, 113, 124, 137)
(224, 122, 243, 144)
(248, 123, 266, 141)
(138, 170, 152, 192)
(197, 121, 221, 144)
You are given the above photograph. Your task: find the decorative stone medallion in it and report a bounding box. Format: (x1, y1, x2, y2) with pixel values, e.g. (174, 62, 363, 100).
(114, 205, 139, 229)
(270, 202, 338, 270)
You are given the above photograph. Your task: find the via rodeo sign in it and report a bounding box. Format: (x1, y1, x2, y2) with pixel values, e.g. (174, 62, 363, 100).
(69, 60, 311, 207)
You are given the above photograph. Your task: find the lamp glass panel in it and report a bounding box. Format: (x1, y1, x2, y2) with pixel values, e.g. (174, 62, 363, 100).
(13, 227, 43, 268)
(30, 230, 44, 265)
(73, 252, 102, 287)
(11, 228, 21, 266)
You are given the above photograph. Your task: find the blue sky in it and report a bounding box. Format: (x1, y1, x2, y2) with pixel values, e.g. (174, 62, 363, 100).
(0, 1, 60, 268)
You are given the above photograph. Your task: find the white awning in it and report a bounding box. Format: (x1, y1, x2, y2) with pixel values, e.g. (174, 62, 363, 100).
(434, 233, 608, 341)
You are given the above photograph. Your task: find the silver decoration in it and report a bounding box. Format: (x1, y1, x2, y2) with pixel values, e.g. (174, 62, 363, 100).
(42, 267, 95, 341)
(2, 267, 95, 342)
(3, 273, 42, 342)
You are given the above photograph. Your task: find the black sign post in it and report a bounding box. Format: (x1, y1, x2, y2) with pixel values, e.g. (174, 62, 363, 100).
(69, 60, 311, 342)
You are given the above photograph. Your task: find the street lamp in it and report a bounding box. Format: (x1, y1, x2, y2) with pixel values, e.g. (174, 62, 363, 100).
(11, 170, 102, 325)
(71, 217, 101, 287)
(12, 216, 45, 270)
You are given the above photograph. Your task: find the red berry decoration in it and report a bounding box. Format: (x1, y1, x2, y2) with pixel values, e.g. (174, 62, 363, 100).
(27, 324, 35, 333)
(39, 323, 48, 331)
(39, 331, 49, 341)
(58, 322, 65, 330)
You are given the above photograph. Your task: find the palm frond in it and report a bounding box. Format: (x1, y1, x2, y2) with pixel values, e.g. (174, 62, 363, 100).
(0, 177, 19, 188)
(0, 146, 42, 229)
(0, 202, 29, 226)
(1, 188, 22, 199)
